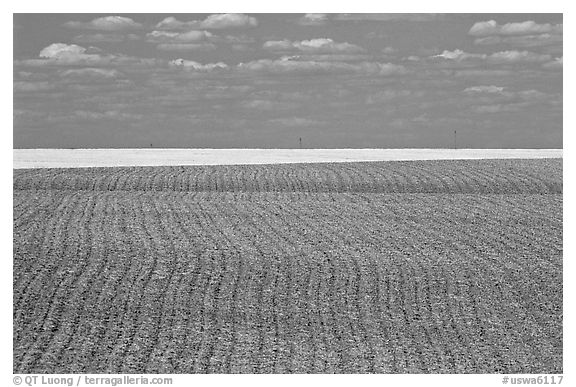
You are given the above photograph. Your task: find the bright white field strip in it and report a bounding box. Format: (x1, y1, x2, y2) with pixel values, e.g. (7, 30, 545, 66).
(13, 148, 562, 169)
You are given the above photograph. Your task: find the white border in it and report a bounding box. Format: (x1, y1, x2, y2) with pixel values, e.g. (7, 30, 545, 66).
(4, 2, 570, 386)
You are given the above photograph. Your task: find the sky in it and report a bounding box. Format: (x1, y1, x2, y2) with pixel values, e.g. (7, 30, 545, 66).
(13, 13, 563, 149)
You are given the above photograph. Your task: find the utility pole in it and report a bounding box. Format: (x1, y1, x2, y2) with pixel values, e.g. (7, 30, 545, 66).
(454, 130, 457, 150)
(299, 137, 302, 149)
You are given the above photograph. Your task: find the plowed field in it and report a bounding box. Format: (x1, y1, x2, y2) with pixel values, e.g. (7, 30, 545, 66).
(13, 158, 563, 373)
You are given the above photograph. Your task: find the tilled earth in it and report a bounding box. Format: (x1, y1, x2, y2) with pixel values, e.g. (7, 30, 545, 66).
(13, 158, 563, 373)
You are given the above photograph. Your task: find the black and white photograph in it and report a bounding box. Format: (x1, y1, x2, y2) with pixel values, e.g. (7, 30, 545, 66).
(9, 5, 568, 383)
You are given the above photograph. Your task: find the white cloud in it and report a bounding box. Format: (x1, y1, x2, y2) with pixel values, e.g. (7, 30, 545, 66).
(297, 14, 329, 26)
(278, 54, 375, 62)
(463, 85, 505, 94)
(147, 30, 217, 51)
(146, 30, 213, 43)
(169, 59, 229, 72)
(155, 17, 193, 30)
(32, 43, 103, 65)
(382, 47, 397, 55)
(157, 43, 217, 51)
(430, 49, 552, 65)
(156, 14, 257, 30)
(63, 16, 142, 31)
(40, 43, 88, 58)
(237, 59, 333, 75)
(469, 20, 562, 37)
(263, 38, 364, 54)
(72, 33, 140, 43)
(18, 43, 161, 68)
(237, 58, 407, 76)
(59, 68, 122, 79)
(200, 13, 258, 29)
(432, 49, 486, 61)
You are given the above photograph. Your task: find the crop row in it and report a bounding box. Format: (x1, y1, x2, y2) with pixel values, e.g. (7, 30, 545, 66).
(13, 159, 562, 194)
(13, 189, 563, 373)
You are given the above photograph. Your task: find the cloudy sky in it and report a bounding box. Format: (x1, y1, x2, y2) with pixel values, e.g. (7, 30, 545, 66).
(13, 13, 562, 148)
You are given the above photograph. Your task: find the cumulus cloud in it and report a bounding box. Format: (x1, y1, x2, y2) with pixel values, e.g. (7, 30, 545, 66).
(63, 16, 142, 31)
(237, 58, 407, 76)
(169, 59, 229, 72)
(40, 43, 89, 58)
(155, 16, 196, 30)
(430, 49, 552, 65)
(432, 49, 486, 61)
(27, 43, 104, 65)
(155, 17, 190, 30)
(17, 43, 160, 68)
(146, 30, 218, 51)
(72, 33, 140, 43)
(59, 68, 122, 80)
(463, 85, 505, 94)
(278, 54, 375, 62)
(469, 20, 562, 37)
(146, 30, 213, 43)
(297, 14, 329, 26)
(201, 14, 258, 29)
(263, 38, 364, 54)
(156, 14, 257, 30)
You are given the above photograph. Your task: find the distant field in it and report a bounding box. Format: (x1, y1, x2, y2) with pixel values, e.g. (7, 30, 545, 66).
(13, 148, 562, 169)
(13, 158, 562, 373)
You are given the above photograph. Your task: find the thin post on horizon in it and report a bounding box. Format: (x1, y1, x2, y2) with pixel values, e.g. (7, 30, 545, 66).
(299, 137, 302, 149)
(454, 130, 457, 150)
